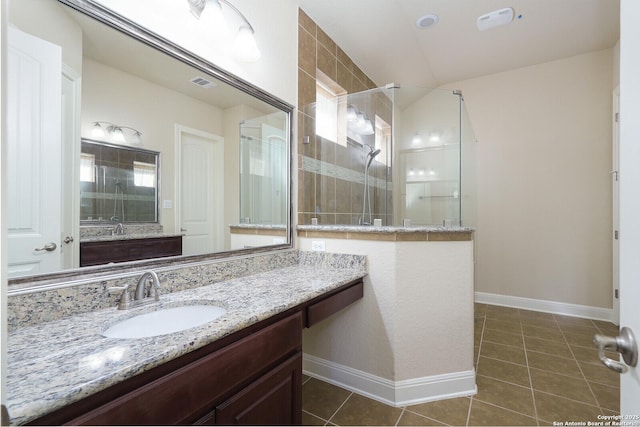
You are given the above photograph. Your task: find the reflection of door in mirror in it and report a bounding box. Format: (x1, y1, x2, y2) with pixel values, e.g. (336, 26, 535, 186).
(176, 125, 224, 257)
(239, 115, 287, 225)
(7, 27, 64, 279)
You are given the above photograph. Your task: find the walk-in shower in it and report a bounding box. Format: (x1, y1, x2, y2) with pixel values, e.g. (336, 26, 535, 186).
(300, 85, 476, 227)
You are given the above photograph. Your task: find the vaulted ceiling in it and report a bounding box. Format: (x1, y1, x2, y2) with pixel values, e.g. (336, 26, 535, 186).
(297, 0, 620, 87)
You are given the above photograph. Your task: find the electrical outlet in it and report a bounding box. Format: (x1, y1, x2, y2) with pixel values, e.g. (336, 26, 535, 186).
(311, 240, 325, 251)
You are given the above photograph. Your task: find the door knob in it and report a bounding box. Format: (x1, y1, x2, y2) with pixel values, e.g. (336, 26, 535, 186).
(593, 327, 638, 373)
(34, 242, 57, 252)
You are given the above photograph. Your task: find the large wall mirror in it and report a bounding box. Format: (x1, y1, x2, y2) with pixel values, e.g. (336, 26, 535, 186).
(6, 0, 292, 285)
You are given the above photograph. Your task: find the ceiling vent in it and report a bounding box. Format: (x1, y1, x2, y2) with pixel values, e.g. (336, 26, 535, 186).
(416, 14, 439, 29)
(477, 7, 514, 31)
(190, 76, 216, 89)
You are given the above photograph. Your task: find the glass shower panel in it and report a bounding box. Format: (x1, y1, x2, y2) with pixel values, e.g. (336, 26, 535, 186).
(394, 87, 462, 226)
(299, 84, 476, 227)
(239, 114, 288, 225)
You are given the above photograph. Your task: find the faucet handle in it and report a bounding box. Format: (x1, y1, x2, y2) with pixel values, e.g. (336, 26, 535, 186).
(108, 284, 131, 309)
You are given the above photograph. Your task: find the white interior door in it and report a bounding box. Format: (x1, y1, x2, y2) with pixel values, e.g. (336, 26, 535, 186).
(612, 87, 620, 325)
(7, 27, 62, 278)
(176, 126, 223, 256)
(617, 0, 640, 413)
(61, 65, 81, 270)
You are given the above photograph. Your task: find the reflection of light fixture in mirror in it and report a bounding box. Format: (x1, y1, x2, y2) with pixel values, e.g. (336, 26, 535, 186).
(411, 133, 422, 145)
(429, 131, 441, 143)
(347, 107, 375, 136)
(346, 105, 358, 122)
(187, 0, 261, 62)
(92, 121, 142, 145)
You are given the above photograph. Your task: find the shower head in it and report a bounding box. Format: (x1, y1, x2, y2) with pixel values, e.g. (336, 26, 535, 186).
(366, 148, 381, 168)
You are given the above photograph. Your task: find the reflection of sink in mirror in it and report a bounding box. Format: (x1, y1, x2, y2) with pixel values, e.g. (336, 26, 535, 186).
(102, 304, 227, 339)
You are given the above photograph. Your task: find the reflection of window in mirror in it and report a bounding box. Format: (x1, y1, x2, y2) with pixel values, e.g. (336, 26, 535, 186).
(80, 153, 96, 183)
(375, 116, 391, 165)
(316, 70, 347, 146)
(133, 161, 157, 188)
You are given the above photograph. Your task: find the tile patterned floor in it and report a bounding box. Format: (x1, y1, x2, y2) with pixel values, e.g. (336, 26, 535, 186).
(302, 303, 620, 426)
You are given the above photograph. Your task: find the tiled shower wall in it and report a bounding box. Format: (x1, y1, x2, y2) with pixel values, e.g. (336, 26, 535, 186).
(297, 9, 393, 226)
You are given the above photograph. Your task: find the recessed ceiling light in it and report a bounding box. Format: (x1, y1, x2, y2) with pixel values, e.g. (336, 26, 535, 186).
(416, 14, 439, 29)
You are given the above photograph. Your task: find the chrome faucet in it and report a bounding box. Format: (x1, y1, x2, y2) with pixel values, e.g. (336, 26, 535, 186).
(135, 270, 160, 301)
(113, 222, 124, 235)
(108, 270, 161, 310)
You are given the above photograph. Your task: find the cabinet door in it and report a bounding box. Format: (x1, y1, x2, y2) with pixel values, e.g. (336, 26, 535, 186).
(214, 352, 302, 425)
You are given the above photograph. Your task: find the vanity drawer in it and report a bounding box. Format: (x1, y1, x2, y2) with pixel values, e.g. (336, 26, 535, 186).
(306, 280, 363, 327)
(66, 312, 302, 425)
(80, 236, 182, 266)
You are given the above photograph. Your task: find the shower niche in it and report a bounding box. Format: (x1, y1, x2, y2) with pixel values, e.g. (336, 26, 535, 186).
(80, 139, 159, 223)
(300, 85, 476, 227)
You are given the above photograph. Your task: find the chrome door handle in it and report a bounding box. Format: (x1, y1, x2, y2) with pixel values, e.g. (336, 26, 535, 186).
(63, 236, 74, 244)
(593, 327, 638, 373)
(34, 242, 57, 252)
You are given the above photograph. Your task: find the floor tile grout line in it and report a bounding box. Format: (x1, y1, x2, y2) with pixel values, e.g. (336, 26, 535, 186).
(471, 397, 539, 423)
(302, 409, 331, 426)
(555, 316, 606, 414)
(469, 312, 487, 426)
(518, 309, 541, 427)
(393, 407, 406, 427)
(325, 391, 353, 426)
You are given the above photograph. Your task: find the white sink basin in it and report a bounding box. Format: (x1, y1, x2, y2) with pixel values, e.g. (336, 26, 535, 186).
(103, 304, 227, 339)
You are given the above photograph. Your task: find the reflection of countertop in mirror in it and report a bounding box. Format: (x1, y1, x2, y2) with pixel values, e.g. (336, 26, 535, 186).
(80, 233, 184, 243)
(297, 225, 474, 241)
(229, 224, 287, 232)
(6, 261, 366, 425)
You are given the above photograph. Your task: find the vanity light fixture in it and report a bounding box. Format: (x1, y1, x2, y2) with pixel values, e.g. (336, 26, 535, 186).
(187, 0, 261, 62)
(411, 133, 423, 146)
(91, 121, 142, 145)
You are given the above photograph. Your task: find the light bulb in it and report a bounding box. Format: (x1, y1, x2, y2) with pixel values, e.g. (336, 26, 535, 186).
(131, 131, 142, 145)
(233, 26, 261, 62)
(92, 122, 106, 138)
(347, 106, 358, 122)
(111, 127, 125, 143)
(201, 0, 228, 40)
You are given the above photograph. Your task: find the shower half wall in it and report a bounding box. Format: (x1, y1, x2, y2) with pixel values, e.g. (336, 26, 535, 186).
(299, 85, 476, 227)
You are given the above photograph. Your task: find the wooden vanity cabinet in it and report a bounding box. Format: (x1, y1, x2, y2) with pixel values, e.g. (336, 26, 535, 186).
(28, 278, 364, 426)
(80, 236, 182, 266)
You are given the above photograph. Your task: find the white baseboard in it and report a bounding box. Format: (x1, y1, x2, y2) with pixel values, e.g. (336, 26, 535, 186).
(475, 291, 613, 322)
(303, 354, 477, 408)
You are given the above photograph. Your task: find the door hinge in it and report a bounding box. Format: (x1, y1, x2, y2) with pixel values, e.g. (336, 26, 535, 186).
(615, 289, 619, 299)
(614, 230, 619, 240)
(615, 112, 619, 123)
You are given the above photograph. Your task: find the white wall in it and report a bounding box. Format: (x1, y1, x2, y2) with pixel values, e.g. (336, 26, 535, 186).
(94, 0, 299, 106)
(81, 59, 226, 234)
(300, 237, 475, 405)
(443, 48, 614, 310)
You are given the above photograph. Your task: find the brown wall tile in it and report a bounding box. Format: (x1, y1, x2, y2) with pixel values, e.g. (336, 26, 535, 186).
(298, 25, 316, 76)
(298, 8, 316, 36)
(317, 43, 337, 81)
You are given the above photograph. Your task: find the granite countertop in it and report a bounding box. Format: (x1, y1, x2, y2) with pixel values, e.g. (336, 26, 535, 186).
(297, 224, 474, 233)
(7, 264, 366, 425)
(229, 224, 287, 230)
(80, 233, 183, 243)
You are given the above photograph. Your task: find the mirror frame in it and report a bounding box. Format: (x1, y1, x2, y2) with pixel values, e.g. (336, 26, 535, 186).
(8, 0, 294, 289)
